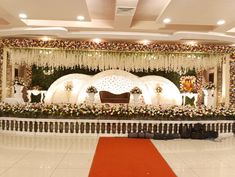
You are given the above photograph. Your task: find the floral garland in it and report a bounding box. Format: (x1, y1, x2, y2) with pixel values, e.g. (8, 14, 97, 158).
(0, 38, 234, 54)
(0, 102, 234, 120)
(230, 60, 235, 104)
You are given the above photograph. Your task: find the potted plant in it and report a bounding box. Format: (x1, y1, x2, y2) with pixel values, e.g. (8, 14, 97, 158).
(86, 86, 98, 103)
(203, 82, 216, 108)
(203, 82, 216, 90)
(203, 82, 216, 96)
(130, 87, 142, 103)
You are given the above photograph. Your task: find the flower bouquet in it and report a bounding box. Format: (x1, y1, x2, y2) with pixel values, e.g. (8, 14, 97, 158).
(130, 87, 142, 94)
(155, 86, 163, 94)
(203, 82, 216, 90)
(64, 81, 73, 91)
(14, 77, 25, 86)
(86, 86, 98, 93)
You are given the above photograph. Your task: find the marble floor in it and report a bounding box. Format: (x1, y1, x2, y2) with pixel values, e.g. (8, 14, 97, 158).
(0, 133, 234, 177)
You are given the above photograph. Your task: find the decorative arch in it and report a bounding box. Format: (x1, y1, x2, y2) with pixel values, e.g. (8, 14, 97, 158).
(45, 70, 182, 105)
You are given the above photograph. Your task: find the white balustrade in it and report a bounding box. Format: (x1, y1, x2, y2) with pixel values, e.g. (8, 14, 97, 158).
(0, 117, 234, 137)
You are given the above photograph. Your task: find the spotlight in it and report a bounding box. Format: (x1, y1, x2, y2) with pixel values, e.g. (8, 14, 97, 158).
(19, 13, 27, 19)
(163, 18, 171, 24)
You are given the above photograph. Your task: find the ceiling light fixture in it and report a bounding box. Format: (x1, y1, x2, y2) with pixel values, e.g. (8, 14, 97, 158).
(19, 13, 27, 19)
(140, 40, 150, 45)
(77, 15, 85, 21)
(217, 20, 225, 25)
(186, 41, 197, 46)
(163, 18, 171, 24)
(92, 38, 101, 43)
(41, 36, 51, 41)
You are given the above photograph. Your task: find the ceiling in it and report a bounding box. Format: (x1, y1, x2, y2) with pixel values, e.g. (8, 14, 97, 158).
(1, 0, 235, 44)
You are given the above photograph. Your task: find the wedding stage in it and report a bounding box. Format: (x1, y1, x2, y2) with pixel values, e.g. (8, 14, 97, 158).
(1, 69, 234, 137)
(0, 39, 234, 139)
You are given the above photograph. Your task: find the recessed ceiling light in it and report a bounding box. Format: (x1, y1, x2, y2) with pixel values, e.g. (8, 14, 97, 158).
(77, 15, 85, 21)
(217, 20, 225, 25)
(92, 38, 101, 43)
(41, 36, 51, 41)
(163, 18, 171, 24)
(19, 13, 27, 19)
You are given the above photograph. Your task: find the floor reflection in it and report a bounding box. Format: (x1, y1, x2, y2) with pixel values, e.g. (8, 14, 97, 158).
(0, 133, 234, 177)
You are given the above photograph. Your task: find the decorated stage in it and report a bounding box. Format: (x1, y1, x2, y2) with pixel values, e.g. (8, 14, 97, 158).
(0, 103, 234, 137)
(0, 39, 234, 138)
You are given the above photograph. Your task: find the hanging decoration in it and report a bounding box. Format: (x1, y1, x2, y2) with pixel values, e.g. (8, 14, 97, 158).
(1, 38, 234, 54)
(230, 60, 235, 104)
(8, 48, 223, 72)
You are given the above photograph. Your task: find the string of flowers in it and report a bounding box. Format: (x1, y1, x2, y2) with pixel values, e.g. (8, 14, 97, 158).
(0, 102, 234, 120)
(1, 38, 234, 54)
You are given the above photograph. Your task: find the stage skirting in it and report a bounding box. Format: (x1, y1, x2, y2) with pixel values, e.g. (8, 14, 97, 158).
(0, 117, 234, 136)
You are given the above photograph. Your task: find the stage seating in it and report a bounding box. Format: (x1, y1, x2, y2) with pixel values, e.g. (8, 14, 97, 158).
(99, 91, 130, 103)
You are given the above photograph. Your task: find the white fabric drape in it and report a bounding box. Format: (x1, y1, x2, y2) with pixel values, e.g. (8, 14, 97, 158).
(8, 48, 223, 72)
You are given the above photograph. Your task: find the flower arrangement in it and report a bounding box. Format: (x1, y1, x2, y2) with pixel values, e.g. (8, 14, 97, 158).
(64, 81, 73, 91)
(86, 86, 98, 93)
(155, 86, 163, 94)
(130, 87, 142, 94)
(180, 76, 196, 93)
(2, 38, 233, 54)
(14, 77, 25, 86)
(0, 102, 234, 120)
(203, 82, 216, 90)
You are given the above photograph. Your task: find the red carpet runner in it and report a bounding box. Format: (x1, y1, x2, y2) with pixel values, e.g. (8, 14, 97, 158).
(89, 137, 176, 177)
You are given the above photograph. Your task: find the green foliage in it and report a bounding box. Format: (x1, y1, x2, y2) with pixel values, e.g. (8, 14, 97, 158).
(31, 65, 99, 90)
(32, 65, 196, 90)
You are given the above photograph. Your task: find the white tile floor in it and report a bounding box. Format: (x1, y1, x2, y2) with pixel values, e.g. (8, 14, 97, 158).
(0, 133, 234, 177)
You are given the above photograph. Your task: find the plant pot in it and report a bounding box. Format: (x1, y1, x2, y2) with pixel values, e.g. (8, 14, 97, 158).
(132, 94, 140, 103)
(88, 93, 95, 103)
